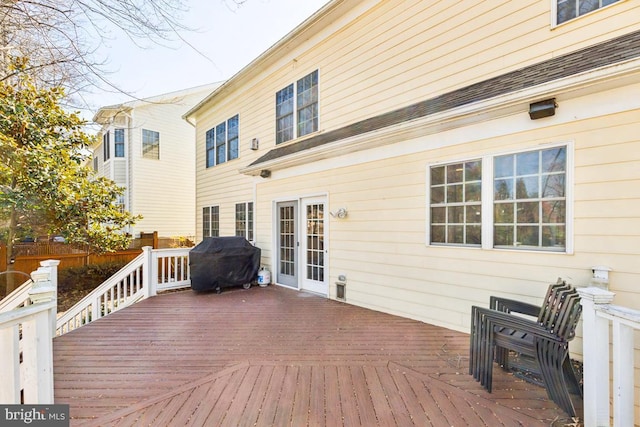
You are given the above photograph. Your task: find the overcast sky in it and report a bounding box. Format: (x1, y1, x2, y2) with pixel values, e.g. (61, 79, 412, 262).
(84, 0, 329, 115)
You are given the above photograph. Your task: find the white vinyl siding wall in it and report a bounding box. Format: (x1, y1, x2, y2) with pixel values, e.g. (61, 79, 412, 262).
(190, 0, 640, 353)
(253, 98, 639, 345)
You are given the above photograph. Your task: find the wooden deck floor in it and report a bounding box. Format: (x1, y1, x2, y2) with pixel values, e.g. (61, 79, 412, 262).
(53, 285, 580, 426)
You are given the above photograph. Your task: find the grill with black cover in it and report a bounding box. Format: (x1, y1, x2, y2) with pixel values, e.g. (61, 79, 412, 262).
(189, 236, 261, 293)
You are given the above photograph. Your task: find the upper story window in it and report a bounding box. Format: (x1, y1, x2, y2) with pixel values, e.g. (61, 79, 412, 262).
(114, 128, 125, 158)
(203, 205, 219, 237)
(556, 0, 620, 24)
(235, 202, 254, 242)
(276, 70, 318, 144)
(206, 115, 239, 168)
(142, 129, 160, 159)
(103, 131, 110, 161)
(429, 145, 568, 252)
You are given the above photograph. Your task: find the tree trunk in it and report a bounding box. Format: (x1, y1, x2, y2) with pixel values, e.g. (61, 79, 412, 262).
(5, 205, 18, 293)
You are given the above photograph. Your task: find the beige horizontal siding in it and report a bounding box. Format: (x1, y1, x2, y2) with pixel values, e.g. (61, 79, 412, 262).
(250, 104, 639, 334)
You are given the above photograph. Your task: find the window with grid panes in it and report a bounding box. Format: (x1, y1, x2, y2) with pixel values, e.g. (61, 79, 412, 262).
(275, 70, 318, 144)
(428, 145, 568, 252)
(556, 0, 620, 24)
(142, 129, 159, 159)
(203, 206, 219, 237)
(205, 115, 239, 168)
(114, 128, 125, 157)
(235, 202, 254, 242)
(430, 160, 482, 246)
(493, 146, 566, 250)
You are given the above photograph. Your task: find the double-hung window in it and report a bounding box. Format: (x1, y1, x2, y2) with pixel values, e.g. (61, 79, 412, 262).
(103, 131, 110, 161)
(206, 115, 239, 168)
(142, 129, 160, 159)
(203, 206, 220, 237)
(430, 160, 482, 246)
(235, 202, 254, 242)
(429, 145, 568, 252)
(114, 128, 125, 157)
(556, 0, 620, 25)
(276, 70, 318, 144)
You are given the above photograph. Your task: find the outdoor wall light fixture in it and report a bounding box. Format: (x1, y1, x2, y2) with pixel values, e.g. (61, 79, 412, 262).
(259, 169, 271, 178)
(529, 98, 557, 120)
(250, 138, 259, 150)
(330, 208, 348, 219)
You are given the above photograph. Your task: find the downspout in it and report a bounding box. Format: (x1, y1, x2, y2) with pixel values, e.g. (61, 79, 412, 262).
(126, 110, 134, 237)
(184, 114, 197, 241)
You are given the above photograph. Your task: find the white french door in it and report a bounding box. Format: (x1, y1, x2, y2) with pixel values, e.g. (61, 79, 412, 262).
(275, 197, 327, 295)
(276, 201, 298, 288)
(300, 198, 327, 295)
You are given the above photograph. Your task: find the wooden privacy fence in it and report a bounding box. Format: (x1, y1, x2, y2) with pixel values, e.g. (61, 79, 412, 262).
(0, 245, 142, 276)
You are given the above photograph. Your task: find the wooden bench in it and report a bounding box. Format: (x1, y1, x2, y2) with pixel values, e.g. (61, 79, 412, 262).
(469, 280, 583, 417)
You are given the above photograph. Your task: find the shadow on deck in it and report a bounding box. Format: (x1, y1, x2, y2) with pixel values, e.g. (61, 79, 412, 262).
(53, 285, 578, 426)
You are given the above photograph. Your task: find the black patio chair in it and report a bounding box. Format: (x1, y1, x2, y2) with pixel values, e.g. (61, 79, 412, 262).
(469, 280, 583, 417)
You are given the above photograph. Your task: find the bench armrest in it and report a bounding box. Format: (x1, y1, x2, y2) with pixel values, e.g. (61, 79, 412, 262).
(489, 296, 540, 317)
(471, 305, 565, 344)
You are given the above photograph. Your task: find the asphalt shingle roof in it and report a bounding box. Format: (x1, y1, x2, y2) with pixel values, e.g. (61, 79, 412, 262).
(249, 29, 640, 167)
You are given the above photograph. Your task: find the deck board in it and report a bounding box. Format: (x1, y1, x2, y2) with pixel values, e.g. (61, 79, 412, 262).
(53, 285, 580, 426)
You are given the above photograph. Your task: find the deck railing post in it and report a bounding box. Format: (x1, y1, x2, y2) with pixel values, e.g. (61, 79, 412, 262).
(578, 286, 615, 427)
(142, 246, 156, 298)
(22, 265, 57, 404)
(0, 324, 20, 403)
(38, 259, 60, 334)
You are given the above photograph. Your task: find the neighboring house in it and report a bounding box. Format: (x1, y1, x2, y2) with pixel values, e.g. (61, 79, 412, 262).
(184, 0, 640, 351)
(93, 83, 221, 240)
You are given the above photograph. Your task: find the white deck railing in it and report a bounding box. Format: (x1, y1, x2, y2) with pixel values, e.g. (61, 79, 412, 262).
(0, 247, 192, 403)
(56, 246, 191, 335)
(578, 286, 639, 427)
(0, 260, 60, 404)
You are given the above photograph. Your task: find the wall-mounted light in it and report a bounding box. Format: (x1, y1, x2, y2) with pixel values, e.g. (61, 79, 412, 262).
(330, 208, 348, 219)
(250, 138, 259, 150)
(529, 98, 557, 120)
(259, 169, 271, 178)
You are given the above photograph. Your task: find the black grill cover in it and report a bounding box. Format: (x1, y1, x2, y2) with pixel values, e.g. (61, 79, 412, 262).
(189, 237, 261, 291)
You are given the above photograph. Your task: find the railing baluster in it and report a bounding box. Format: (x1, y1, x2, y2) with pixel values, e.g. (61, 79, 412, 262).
(612, 319, 635, 427)
(55, 247, 192, 335)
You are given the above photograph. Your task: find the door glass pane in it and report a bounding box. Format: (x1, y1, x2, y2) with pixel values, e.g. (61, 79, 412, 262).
(305, 203, 324, 282)
(279, 206, 295, 276)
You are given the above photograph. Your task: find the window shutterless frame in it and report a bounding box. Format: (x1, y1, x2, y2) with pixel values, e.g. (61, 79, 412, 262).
(426, 142, 573, 254)
(275, 70, 319, 144)
(205, 114, 239, 168)
(203, 206, 220, 238)
(553, 0, 621, 26)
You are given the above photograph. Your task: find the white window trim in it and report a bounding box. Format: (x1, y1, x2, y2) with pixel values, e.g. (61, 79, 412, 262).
(141, 129, 160, 160)
(275, 69, 320, 144)
(426, 141, 574, 254)
(551, 0, 623, 27)
(235, 201, 255, 242)
(206, 114, 240, 168)
(203, 205, 220, 238)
